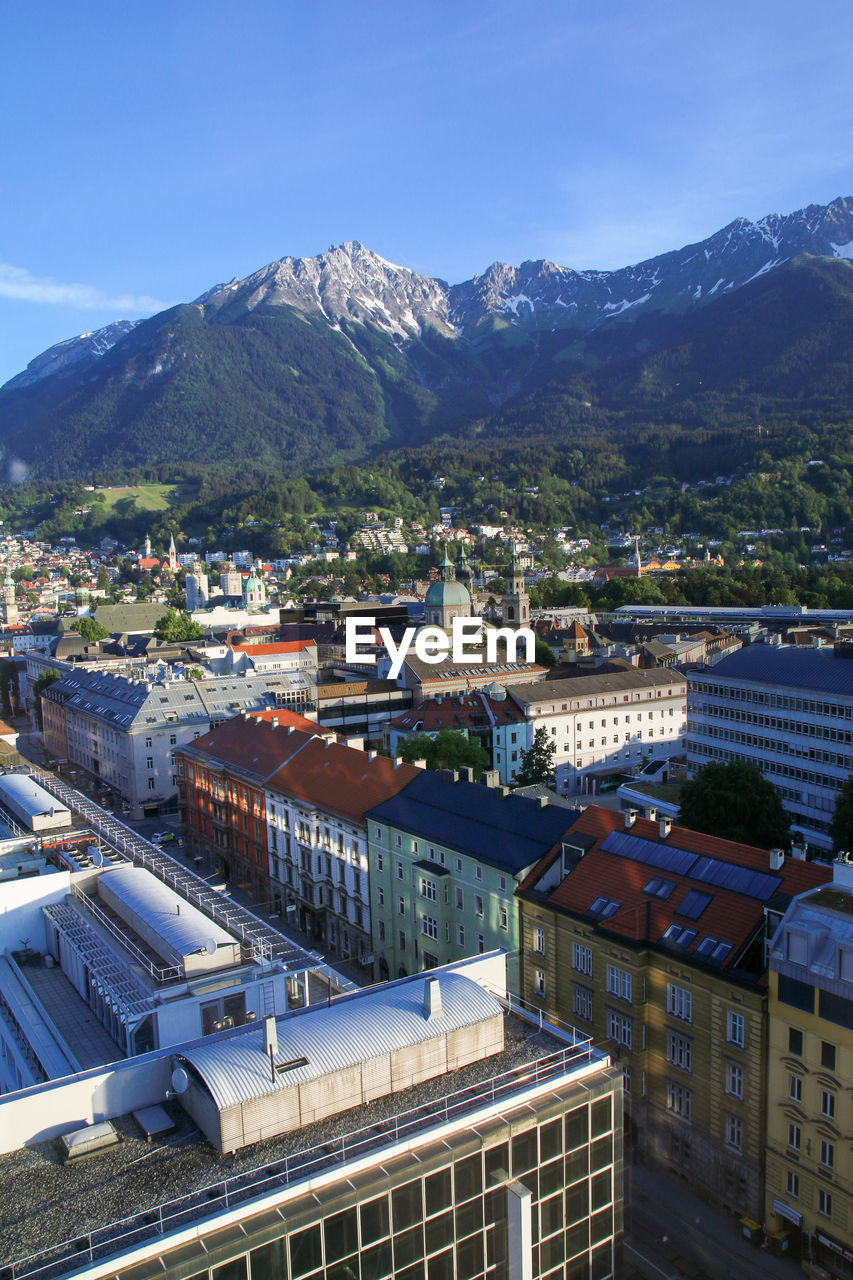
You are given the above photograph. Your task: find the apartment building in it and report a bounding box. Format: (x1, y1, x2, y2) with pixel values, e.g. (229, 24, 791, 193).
(262, 743, 420, 964)
(510, 668, 687, 797)
(366, 771, 575, 992)
(385, 687, 529, 784)
(0, 955, 623, 1280)
(177, 712, 323, 901)
(766, 859, 853, 1274)
(40, 663, 315, 818)
(517, 805, 829, 1221)
(687, 645, 853, 852)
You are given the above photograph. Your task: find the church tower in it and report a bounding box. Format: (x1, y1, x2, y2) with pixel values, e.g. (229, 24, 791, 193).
(424, 551, 472, 629)
(144, 533, 151, 559)
(501, 548, 530, 627)
(2, 569, 18, 627)
(168, 533, 177, 574)
(456, 545, 473, 593)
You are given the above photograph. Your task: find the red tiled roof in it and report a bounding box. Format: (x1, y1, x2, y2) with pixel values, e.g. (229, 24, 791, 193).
(231, 640, 316, 655)
(179, 715, 319, 781)
(519, 805, 831, 971)
(267, 740, 421, 824)
(389, 692, 525, 732)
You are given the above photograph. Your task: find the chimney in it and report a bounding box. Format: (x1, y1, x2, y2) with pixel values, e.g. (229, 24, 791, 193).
(791, 844, 806, 861)
(625, 809, 637, 830)
(646, 806, 657, 823)
(423, 977, 443, 1020)
(538, 795, 548, 807)
(659, 816, 672, 839)
(458, 765, 474, 783)
(263, 1015, 278, 1057)
(270, 716, 278, 729)
(325, 736, 333, 749)
(769, 847, 785, 871)
(413, 757, 428, 770)
(367, 750, 378, 761)
(482, 770, 500, 788)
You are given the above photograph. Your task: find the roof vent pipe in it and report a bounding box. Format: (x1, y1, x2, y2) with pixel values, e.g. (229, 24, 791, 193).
(263, 1015, 278, 1057)
(423, 977, 442, 1020)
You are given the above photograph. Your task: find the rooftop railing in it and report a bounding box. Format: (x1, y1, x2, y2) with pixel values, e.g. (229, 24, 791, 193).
(6, 1031, 594, 1280)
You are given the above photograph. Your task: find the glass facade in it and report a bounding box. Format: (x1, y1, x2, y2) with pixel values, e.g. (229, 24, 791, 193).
(162, 1093, 619, 1280)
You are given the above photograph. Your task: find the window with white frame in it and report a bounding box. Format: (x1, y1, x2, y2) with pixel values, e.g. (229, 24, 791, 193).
(787, 1122, 801, 1151)
(456, 923, 465, 947)
(396, 860, 404, 880)
(788, 1074, 802, 1102)
(534, 969, 546, 997)
(606, 964, 632, 1002)
(666, 983, 692, 1023)
(533, 926, 545, 954)
(573, 942, 593, 976)
(421, 915, 438, 941)
(497, 875, 507, 892)
(725, 1114, 743, 1152)
(455, 886, 464, 910)
(607, 1010, 632, 1049)
(726, 1010, 745, 1048)
(573, 984, 593, 1022)
(725, 1061, 744, 1099)
(397, 896, 405, 915)
(377, 887, 385, 907)
(394, 834, 402, 848)
(475, 895, 484, 918)
(819, 1190, 832, 1218)
(666, 1030, 692, 1073)
(666, 1080, 692, 1121)
(820, 1139, 835, 1170)
(498, 907, 508, 931)
(786, 1171, 799, 1198)
(821, 1089, 836, 1120)
(419, 877, 437, 901)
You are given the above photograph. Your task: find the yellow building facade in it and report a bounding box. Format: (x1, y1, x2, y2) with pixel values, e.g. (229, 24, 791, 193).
(766, 868, 853, 1276)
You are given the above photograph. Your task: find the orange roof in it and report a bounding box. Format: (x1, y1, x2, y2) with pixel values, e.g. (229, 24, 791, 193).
(247, 708, 326, 736)
(267, 739, 421, 824)
(178, 716, 319, 782)
(519, 805, 830, 972)
(231, 640, 316, 655)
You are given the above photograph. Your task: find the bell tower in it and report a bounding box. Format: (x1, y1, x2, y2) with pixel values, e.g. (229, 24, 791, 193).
(501, 548, 529, 626)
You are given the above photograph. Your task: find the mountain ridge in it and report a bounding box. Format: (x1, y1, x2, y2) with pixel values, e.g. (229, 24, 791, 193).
(2, 197, 853, 482)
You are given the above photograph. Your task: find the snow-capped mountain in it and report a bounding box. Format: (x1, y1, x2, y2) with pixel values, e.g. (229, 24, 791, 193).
(2, 196, 853, 481)
(4, 320, 139, 391)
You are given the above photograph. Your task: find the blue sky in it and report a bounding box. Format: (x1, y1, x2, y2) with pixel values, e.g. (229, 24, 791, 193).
(1, 0, 851, 385)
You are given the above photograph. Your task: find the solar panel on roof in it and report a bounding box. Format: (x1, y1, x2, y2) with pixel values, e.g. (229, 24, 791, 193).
(676, 889, 713, 920)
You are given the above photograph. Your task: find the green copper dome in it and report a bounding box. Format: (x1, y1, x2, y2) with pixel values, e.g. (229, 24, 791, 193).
(424, 578, 471, 608)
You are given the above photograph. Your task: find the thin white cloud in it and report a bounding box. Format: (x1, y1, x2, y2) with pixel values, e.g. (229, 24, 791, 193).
(0, 263, 166, 313)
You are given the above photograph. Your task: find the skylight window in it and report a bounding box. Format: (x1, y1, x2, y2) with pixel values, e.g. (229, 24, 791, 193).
(643, 877, 676, 899)
(589, 896, 620, 919)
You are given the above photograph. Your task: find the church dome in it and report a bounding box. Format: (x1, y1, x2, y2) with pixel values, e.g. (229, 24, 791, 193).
(424, 578, 470, 609)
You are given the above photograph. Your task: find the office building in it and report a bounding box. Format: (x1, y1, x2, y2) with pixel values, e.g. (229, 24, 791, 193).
(0, 954, 623, 1280)
(687, 645, 853, 852)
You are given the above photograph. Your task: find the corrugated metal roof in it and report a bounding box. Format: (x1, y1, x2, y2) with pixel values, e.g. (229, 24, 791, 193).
(179, 972, 502, 1109)
(99, 865, 235, 959)
(0, 773, 71, 820)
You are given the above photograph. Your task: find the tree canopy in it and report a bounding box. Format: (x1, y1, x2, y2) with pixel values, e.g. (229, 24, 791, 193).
(153, 610, 205, 643)
(830, 776, 853, 854)
(71, 617, 110, 643)
(513, 726, 557, 788)
(678, 761, 791, 849)
(398, 728, 489, 779)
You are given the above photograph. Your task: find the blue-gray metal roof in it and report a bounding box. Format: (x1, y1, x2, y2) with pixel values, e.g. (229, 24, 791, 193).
(366, 772, 572, 873)
(0, 773, 71, 821)
(178, 971, 502, 1109)
(697, 645, 853, 697)
(99, 865, 236, 960)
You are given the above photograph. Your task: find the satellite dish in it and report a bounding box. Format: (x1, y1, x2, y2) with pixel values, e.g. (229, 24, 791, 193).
(91, 847, 104, 869)
(205, 938, 218, 956)
(171, 1066, 189, 1094)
